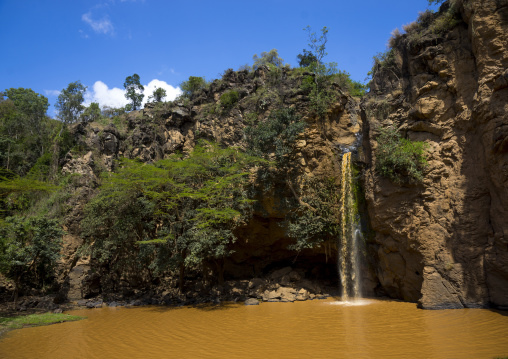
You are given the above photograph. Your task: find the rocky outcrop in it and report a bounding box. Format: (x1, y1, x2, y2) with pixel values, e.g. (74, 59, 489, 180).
(55, 65, 361, 301)
(43, 0, 507, 310)
(363, 0, 508, 309)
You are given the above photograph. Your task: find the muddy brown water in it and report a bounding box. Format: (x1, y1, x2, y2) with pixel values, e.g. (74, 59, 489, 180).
(1, 298, 507, 359)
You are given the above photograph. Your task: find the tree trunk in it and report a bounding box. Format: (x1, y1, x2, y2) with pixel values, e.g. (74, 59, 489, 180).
(178, 262, 185, 292)
(216, 258, 225, 285)
(49, 142, 60, 180)
(6, 141, 10, 171)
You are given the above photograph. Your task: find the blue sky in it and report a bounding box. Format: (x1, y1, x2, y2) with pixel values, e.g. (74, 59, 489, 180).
(0, 0, 437, 117)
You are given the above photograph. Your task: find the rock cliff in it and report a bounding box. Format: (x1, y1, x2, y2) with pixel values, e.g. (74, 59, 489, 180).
(51, 0, 507, 309)
(59, 66, 361, 300)
(363, 0, 508, 309)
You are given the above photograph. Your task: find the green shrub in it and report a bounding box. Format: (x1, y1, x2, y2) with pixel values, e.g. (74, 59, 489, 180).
(369, 49, 396, 79)
(402, 6, 461, 49)
(81, 142, 264, 287)
(220, 90, 239, 110)
(429, 8, 461, 35)
(245, 107, 306, 168)
(252, 49, 284, 70)
(331, 71, 367, 97)
(0, 216, 64, 299)
(180, 76, 207, 98)
(286, 177, 341, 251)
(375, 127, 428, 183)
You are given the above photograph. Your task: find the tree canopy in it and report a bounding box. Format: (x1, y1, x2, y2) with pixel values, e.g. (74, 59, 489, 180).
(252, 49, 284, 70)
(0, 216, 64, 300)
(124, 74, 144, 110)
(150, 87, 167, 102)
(0, 89, 54, 175)
(297, 49, 318, 68)
(304, 26, 329, 66)
(180, 76, 207, 98)
(81, 141, 264, 288)
(55, 81, 87, 125)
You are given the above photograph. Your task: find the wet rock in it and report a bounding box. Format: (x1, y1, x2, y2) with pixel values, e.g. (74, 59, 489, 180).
(261, 287, 297, 302)
(244, 298, 259, 306)
(295, 289, 310, 301)
(86, 299, 103, 309)
(270, 267, 292, 280)
(278, 287, 297, 302)
(297, 280, 322, 294)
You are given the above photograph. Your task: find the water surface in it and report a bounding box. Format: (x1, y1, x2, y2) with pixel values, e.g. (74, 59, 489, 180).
(1, 298, 507, 359)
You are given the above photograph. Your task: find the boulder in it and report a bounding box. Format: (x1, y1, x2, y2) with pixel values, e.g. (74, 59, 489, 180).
(295, 288, 310, 301)
(270, 267, 292, 280)
(262, 290, 280, 302)
(261, 287, 296, 302)
(244, 298, 260, 306)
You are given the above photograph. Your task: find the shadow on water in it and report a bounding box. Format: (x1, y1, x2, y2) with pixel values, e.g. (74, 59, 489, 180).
(138, 301, 240, 314)
(488, 308, 508, 317)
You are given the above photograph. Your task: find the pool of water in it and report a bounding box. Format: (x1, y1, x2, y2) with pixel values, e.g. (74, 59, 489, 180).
(1, 298, 508, 359)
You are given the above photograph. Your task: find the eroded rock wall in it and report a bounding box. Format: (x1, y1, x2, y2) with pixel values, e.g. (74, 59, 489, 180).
(58, 67, 361, 298)
(364, 0, 508, 308)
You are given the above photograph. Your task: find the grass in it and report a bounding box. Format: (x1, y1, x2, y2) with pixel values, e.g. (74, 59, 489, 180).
(0, 313, 85, 332)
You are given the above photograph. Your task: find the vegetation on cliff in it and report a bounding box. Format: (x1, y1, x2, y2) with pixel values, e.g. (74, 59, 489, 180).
(0, 25, 367, 298)
(375, 127, 428, 183)
(81, 142, 264, 288)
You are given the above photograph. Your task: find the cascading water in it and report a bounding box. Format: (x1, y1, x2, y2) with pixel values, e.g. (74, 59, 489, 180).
(339, 151, 361, 301)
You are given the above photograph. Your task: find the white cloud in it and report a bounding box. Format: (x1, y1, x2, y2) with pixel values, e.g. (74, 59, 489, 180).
(44, 90, 60, 97)
(79, 29, 89, 39)
(82, 12, 114, 35)
(84, 81, 127, 108)
(84, 80, 182, 109)
(142, 79, 182, 106)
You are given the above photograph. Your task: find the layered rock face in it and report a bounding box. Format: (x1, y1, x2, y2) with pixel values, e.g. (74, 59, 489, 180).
(54, 0, 507, 308)
(364, 0, 508, 308)
(59, 67, 361, 298)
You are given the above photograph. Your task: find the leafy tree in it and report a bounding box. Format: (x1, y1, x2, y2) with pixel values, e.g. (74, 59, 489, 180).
(245, 108, 306, 169)
(303, 26, 329, 67)
(3, 88, 49, 135)
(55, 81, 87, 125)
(180, 76, 207, 98)
(150, 87, 167, 102)
(102, 105, 128, 118)
(252, 49, 284, 70)
(286, 177, 341, 251)
(244, 108, 341, 251)
(81, 102, 101, 122)
(0, 216, 64, 301)
(0, 175, 59, 218)
(0, 97, 20, 172)
(0, 89, 52, 174)
(297, 49, 318, 68)
(124, 74, 144, 110)
(349, 80, 368, 97)
(82, 142, 264, 289)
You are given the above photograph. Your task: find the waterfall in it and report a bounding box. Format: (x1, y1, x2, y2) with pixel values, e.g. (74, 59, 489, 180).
(339, 152, 361, 300)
